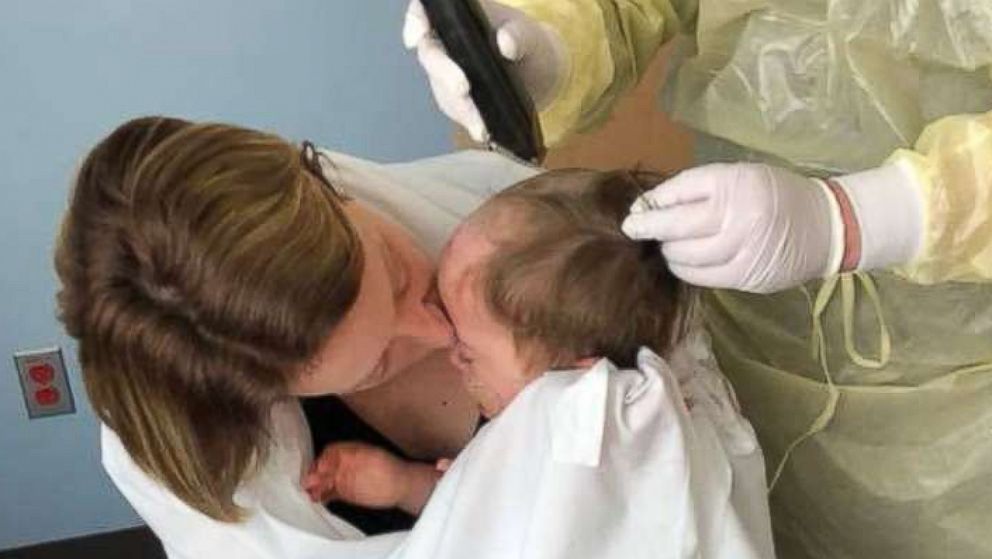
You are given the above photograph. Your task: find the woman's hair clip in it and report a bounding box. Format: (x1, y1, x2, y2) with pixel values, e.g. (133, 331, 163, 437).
(300, 140, 349, 200)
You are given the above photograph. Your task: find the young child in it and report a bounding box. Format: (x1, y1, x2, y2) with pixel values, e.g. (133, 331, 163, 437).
(304, 169, 774, 557)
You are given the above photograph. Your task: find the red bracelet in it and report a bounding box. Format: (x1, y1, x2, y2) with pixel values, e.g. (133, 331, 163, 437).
(825, 179, 863, 272)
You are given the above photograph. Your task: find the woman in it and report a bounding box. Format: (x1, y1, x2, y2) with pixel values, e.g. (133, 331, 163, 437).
(54, 116, 536, 558)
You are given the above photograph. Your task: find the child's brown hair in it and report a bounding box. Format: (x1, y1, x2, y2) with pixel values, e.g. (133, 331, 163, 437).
(473, 168, 690, 370)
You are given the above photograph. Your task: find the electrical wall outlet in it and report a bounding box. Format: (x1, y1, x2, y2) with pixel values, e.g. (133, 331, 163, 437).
(13, 347, 76, 419)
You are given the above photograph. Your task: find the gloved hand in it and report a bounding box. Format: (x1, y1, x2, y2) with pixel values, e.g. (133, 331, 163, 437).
(403, 0, 567, 143)
(621, 162, 924, 293)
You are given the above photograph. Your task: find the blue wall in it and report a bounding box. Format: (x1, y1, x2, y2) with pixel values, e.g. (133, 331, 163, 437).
(0, 0, 450, 549)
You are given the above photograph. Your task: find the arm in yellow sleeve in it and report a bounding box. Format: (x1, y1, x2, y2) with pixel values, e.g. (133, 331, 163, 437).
(892, 109, 992, 283)
(500, 0, 696, 145)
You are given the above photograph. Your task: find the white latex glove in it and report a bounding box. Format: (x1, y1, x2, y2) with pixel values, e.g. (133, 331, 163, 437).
(403, 0, 567, 143)
(622, 162, 924, 293)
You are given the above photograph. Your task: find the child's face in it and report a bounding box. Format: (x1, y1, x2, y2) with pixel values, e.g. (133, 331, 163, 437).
(438, 225, 537, 418)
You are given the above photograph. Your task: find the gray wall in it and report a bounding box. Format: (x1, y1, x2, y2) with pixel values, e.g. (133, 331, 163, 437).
(0, 0, 450, 549)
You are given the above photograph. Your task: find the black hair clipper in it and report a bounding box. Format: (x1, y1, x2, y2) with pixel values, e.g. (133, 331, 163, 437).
(420, 0, 545, 164)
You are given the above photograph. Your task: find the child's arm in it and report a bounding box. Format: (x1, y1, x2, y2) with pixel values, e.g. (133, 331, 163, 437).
(302, 441, 444, 515)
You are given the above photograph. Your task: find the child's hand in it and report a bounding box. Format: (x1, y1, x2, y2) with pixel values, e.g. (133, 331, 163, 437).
(302, 442, 444, 515)
(303, 442, 410, 509)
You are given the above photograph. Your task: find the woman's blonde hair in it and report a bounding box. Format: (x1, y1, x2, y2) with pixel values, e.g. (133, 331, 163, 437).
(55, 117, 363, 521)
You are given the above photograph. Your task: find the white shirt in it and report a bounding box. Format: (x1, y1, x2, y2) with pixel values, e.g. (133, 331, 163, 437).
(101, 150, 773, 559)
